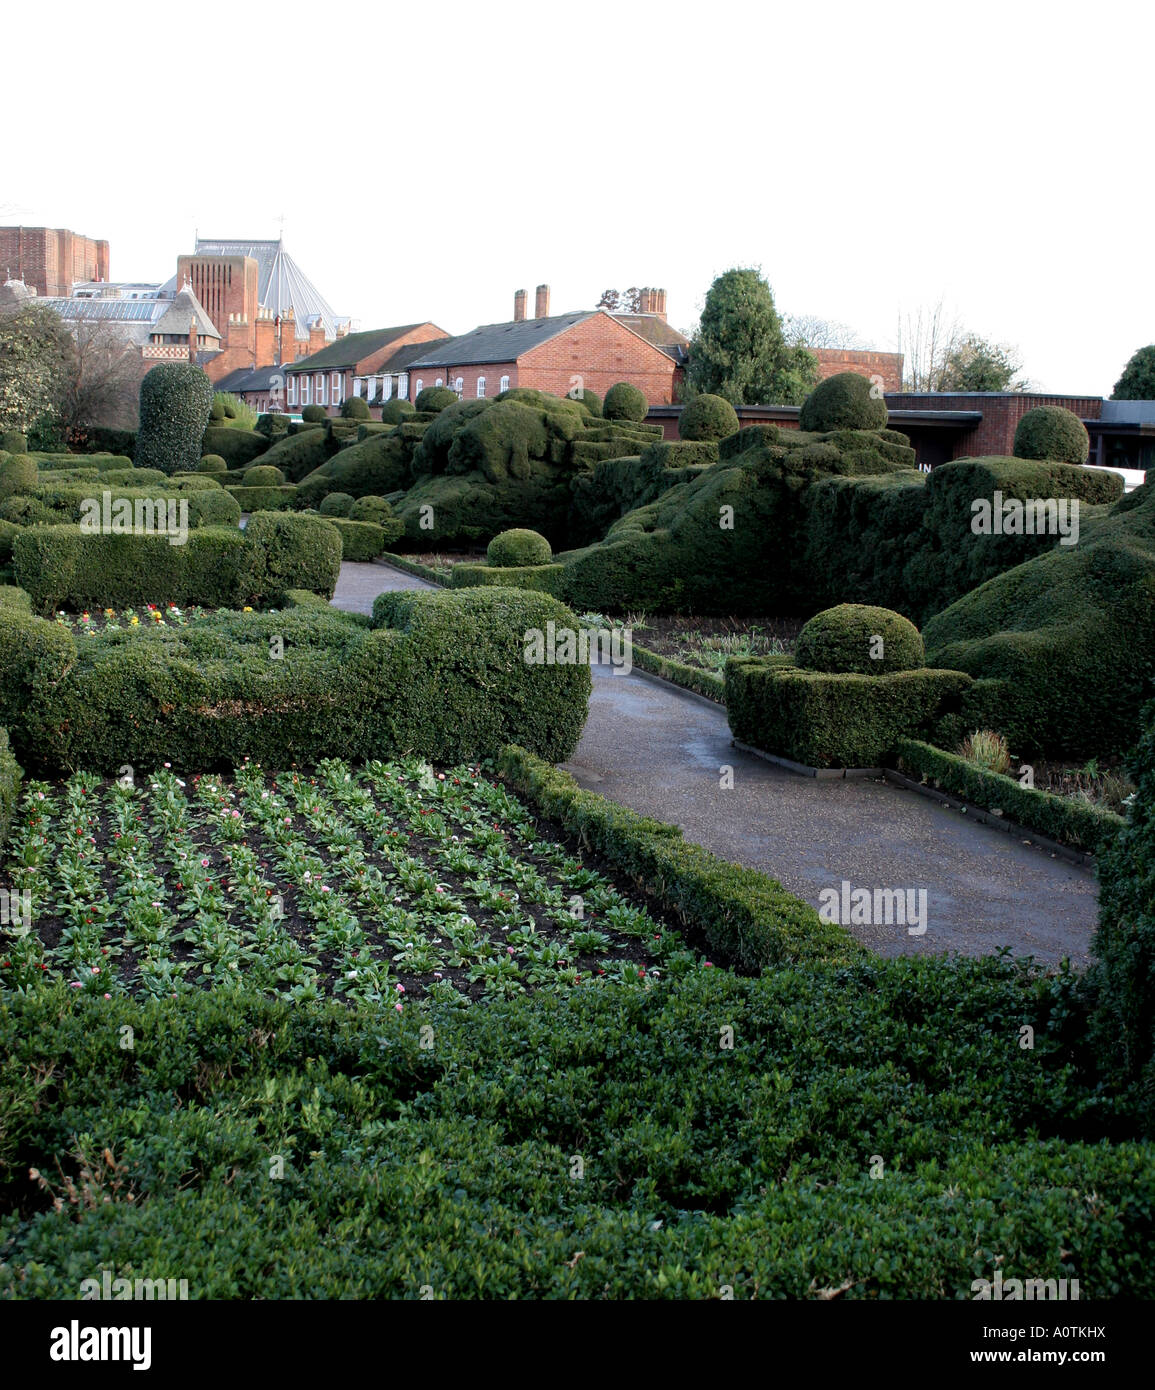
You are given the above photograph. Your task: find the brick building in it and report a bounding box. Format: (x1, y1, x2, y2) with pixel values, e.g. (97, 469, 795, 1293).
(812, 348, 904, 392)
(0, 226, 109, 297)
(283, 324, 451, 414)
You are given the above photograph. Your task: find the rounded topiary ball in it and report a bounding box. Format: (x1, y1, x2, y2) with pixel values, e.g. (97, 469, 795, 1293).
(348, 495, 394, 525)
(380, 398, 415, 425)
(603, 382, 649, 422)
(209, 398, 226, 422)
(244, 464, 285, 487)
(680, 393, 740, 442)
(570, 387, 602, 417)
(301, 404, 328, 423)
(487, 528, 553, 567)
(0, 454, 37, 502)
(341, 396, 371, 420)
(1012, 406, 1089, 465)
(319, 491, 355, 517)
(795, 604, 924, 674)
(197, 454, 228, 473)
(799, 372, 888, 433)
(415, 386, 459, 413)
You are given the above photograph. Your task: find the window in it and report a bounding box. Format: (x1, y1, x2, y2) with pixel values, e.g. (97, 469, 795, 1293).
(332, 372, 342, 405)
(300, 376, 310, 405)
(353, 378, 362, 398)
(287, 377, 298, 406)
(476, 376, 486, 398)
(414, 378, 423, 397)
(316, 373, 327, 406)
(500, 375, 510, 392)
(435, 377, 444, 388)
(454, 376, 464, 399)
(398, 373, 408, 399)
(381, 376, 392, 401)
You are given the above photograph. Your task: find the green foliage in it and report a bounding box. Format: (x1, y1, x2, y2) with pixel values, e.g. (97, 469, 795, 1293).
(235, 512, 343, 607)
(327, 517, 389, 560)
(341, 396, 371, 420)
(259, 423, 338, 484)
(940, 335, 1025, 392)
(0, 303, 73, 434)
(0, 431, 28, 454)
(314, 433, 412, 501)
(26, 413, 67, 454)
(684, 268, 818, 406)
(347, 495, 395, 526)
(795, 604, 924, 674)
(415, 386, 458, 413)
(199, 426, 269, 469)
(894, 739, 1123, 855)
(76, 426, 137, 455)
(800, 372, 888, 432)
(0, 724, 21, 854)
(487, 528, 553, 567)
(225, 486, 299, 512)
(679, 393, 740, 442)
(1013, 406, 1090, 465)
(726, 660, 972, 768)
(0, 609, 79, 728)
(301, 405, 328, 423)
(603, 382, 648, 422)
(0, 455, 36, 503)
(1111, 345, 1155, 401)
(135, 364, 214, 476)
(0, 520, 20, 565)
(572, 386, 602, 416)
(450, 562, 566, 596)
(197, 454, 228, 473)
(1089, 699, 1155, 1131)
(379, 398, 415, 424)
(243, 464, 286, 487)
(319, 492, 355, 517)
(255, 411, 290, 439)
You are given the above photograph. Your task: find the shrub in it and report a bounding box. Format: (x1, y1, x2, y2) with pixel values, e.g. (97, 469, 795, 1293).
(225, 486, 299, 512)
(0, 724, 21, 854)
(0, 431, 28, 454)
(320, 433, 411, 497)
(76, 426, 137, 455)
(571, 387, 602, 416)
(488, 528, 553, 567)
(957, 728, 1012, 776)
(340, 396, 371, 420)
(0, 455, 37, 502)
(603, 382, 648, 422)
(795, 604, 925, 674)
(258, 424, 337, 483)
(379, 398, 415, 424)
(451, 563, 566, 595)
(726, 660, 973, 769)
(415, 386, 458, 413)
(0, 520, 20, 565)
(799, 372, 888, 433)
(319, 491, 355, 517)
(1013, 406, 1090, 465)
(679, 393, 740, 442)
(0, 609, 78, 728)
(301, 404, 328, 423)
(327, 517, 389, 561)
(255, 411, 290, 439)
(234, 511, 343, 606)
(348, 495, 394, 525)
(243, 464, 286, 487)
(209, 397, 225, 422)
(135, 363, 214, 475)
(199, 426, 269, 469)
(197, 454, 228, 473)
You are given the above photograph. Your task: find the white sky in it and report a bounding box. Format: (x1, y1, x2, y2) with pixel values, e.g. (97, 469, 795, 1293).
(6, 0, 1151, 395)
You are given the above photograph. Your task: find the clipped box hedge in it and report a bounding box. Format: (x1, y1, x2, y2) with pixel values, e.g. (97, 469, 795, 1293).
(326, 517, 391, 561)
(225, 485, 300, 511)
(893, 738, 1125, 854)
(28, 482, 241, 531)
(234, 511, 342, 607)
(450, 562, 567, 596)
(726, 659, 973, 769)
(200, 426, 269, 468)
(498, 746, 856, 970)
(0, 724, 21, 853)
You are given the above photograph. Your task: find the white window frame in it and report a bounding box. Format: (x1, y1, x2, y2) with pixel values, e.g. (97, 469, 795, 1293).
(287, 376, 298, 406)
(398, 373, 408, 399)
(332, 372, 342, 405)
(381, 376, 392, 401)
(353, 377, 362, 398)
(435, 377, 444, 388)
(300, 375, 311, 405)
(316, 373, 327, 406)
(414, 378, 423, 397)
(499, 374, 510, 392)
(476, 376, 486, 398)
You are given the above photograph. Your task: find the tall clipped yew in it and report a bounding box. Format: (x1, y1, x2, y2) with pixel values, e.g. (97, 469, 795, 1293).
(135, 363, 214, 476)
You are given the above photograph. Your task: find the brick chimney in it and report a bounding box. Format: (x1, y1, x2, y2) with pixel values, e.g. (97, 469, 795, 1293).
(188, 315, 197, 364)
(638, 288, 668, 321)
(535, 284, 550, 319)
(513, 288, 527, 322)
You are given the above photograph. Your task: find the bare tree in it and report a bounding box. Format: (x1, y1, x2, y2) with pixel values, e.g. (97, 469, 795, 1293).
(782, 314, 869, 350)
(596, 287, 643, 314)
(896, 299, 964, 392)
(57, 318, 147, 435)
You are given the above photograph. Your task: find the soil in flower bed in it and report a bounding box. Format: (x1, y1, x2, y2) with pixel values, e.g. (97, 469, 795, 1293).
(0, 757, 700, 1010)
(393, 551, 485, 580)
(602, 614, 805, 675)
(1023, 757, 1135, 814)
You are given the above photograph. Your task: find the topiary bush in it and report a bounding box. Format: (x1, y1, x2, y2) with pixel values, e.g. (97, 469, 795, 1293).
(0, 455, 37, 503)
(487, 528, 553, 567)
(571, 387, 602, 416)
(326, 517, 389, 561)
(135, 363, 214, 476)
(209, 397, 226, 422)
(680, 393, 740, 442)
(235, 511, 343, 605)
(347, 495, 393, 525)
(243, 464, 286, 487)
(1, 431, 28, 454)
(200, 426, 269, 469)
(340, 396, 371, 420)
(197, 454, 228, 474)
(255, 411, 290, 439)
(603, 382, 648, 422)
(301, 404, 328, 423)
(258, 424, 338, 483)
(1013, 406, 1090, 465)
(319, 491, 355, 517)
(795, 604, 925, 674)
(415, 386, 458, 413)
(379, 398, 415, 424)
(799, 372, 888, 433)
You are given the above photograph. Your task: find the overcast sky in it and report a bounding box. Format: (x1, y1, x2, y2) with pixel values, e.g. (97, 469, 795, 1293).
(6, 0, 1151, 395)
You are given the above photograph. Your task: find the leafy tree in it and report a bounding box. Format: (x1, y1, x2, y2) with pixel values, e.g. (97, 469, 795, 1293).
(0, 302, 73, 433)
(1112, 345, 1155, 400)
(940, 333, 1026, 392)
(596, 287, 643, 313)
(683, 268, 818, 406)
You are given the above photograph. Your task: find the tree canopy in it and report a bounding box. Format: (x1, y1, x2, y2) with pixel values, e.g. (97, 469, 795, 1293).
(1112, 345, 1155, 401)
(939, 333, 1026, 392)
(0, 302, 73, 434)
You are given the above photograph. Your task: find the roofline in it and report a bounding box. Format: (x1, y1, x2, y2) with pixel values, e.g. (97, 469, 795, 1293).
(285, 324, 447, 373)
(405, 313, 595, 368)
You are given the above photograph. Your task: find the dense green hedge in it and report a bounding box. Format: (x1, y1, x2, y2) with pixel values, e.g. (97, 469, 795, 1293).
(259, 425, 338, 483)
(629, 642, 725, 702)
(23, 482, 242, 532)
(487, 528, 552, 566)
(76, 426, 137, 456)
(0, 431, 27, 453)
(0, 724, 21, 854)
(1013, 406, 1090, 465)
(243, 464, 285, 487)
(200, 427, 270, 469)
(327, 517, 391, 561)
(301, 405, 328, 423)
(450, 562, 567, 595)
(679, 393, 739, 441)
(235, 512, 342, 607)
(639, 440, 720, 470)
(341, 396, 371, 420)
(603, 382, 648, 422)
(379, 398, 415, 424)
(0, 455, 36, 502)
(225, 485, 299, 511)
(726, 660, 973, 768)
(799, 372, 888, 433)
(136, 364, 214, 475)
(319, 491, 355, 517)
(796, 604, 925, 674)
(415, 386, 458, 412)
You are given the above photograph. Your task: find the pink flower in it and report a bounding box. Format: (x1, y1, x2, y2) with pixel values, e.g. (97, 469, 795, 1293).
(200, 858, 209, 867)
(91, 966, 100, 974)
(395, 984, 405, 993)
(506, 947, 515, 956)
(394, 1003, 403, 1013)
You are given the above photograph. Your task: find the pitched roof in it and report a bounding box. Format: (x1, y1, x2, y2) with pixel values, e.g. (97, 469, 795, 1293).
(407, 312, 594, 368)
(160, 238, 348, 341)
(611, 314, 689, 360)
(378, 339, 447, 373)
(151, 284, 220, 342)
(215, 365, 285, 394)
(286, 325, 442, 373)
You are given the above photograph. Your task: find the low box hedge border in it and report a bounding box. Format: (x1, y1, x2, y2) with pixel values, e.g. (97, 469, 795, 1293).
(629, 642, 725, 702)
(893, 738, 1125, 855)
(497, 745, 858, 972)
(381, 553, 449, 586)
(450, 562, 567, 596)
(0, 724, 22, 853)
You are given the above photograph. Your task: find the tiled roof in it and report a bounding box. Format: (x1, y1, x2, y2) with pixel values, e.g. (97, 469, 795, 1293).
(286, 325, 442, 373)
(151, 285, 220, 342)
(612, 314, 690, 360)
(407, 313, 593, 367)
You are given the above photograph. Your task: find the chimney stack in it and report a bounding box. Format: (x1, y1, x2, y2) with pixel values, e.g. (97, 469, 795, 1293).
(188, 316, 197, 364)
(513, 288, 527, 322)
(535, 284, 550, 319)
(637, 288, 668, 321)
